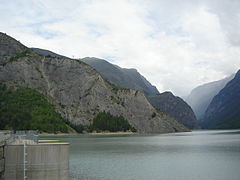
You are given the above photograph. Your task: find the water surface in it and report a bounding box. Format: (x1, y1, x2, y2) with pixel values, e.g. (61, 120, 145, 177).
(41, 130, 240, 180)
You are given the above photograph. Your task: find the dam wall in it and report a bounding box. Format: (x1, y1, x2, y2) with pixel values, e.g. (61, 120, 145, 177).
(4, 143, 69, 180)
(1, 131, 69, 180)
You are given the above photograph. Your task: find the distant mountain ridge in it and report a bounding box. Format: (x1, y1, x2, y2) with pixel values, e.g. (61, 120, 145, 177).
(186, 75, 234, 120)
(202, 70, 240, 129)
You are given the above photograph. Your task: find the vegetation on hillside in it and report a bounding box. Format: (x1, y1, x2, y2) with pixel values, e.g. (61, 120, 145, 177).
(1, 49, 40, 66)
(67, 111, 136, 133)
(90, 111, 136, 132)
(0, 83, 137, 133)
(0, 84, 69, 133)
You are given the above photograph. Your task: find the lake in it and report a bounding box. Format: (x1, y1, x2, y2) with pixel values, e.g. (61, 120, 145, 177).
(41, 130, 240, 180)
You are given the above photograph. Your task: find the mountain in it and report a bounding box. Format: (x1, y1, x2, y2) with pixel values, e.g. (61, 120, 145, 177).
(81, 57, 197, 128)
(147, 92, 198, 129)
(186, 75, 234, 120)
(0, 33, 28, 65)
(81, 57, 160, 95)
(202, 70, 240, 129)
(31, 48, 68, 59)
(0, 32, 189, 133)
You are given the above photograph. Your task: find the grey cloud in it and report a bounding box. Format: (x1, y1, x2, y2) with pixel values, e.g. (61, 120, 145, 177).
(208, 0, 240, 46)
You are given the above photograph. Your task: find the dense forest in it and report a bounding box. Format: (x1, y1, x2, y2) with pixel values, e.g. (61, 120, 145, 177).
(0, 84, 69, 133)
(90, 111, 136, 132)
(67, 111, 136, 133)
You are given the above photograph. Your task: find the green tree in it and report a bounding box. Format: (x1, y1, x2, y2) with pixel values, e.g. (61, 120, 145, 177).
(90, 111, 136, 132)
(0, 84, 69, 133)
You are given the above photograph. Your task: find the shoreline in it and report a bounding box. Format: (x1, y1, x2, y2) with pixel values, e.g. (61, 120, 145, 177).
(89, 131, 136, 135)
(39, 133, 76, 136)
(39, 131, 136, 136)
(22, 129, 240, 137)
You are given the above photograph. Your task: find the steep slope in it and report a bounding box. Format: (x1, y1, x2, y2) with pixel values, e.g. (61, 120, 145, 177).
(202, 70, 240, 129)
(0, 32, 28, 65)
(0, 32, 188, 133)
(0, 84, 70, 133)
(186, 75, 234, 120)
(81, 57, 197, 128)
(31, 48, 68, 58)
(147, 92, 198, 129)
(81, 57, 159, 95)
(120, 68, 160, 95)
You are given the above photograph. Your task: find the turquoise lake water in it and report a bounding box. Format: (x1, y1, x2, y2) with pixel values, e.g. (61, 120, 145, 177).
(41, 130, 240, 180)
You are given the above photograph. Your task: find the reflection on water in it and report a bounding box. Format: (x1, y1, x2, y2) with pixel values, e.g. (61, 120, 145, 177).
(41, 130, 240, 180)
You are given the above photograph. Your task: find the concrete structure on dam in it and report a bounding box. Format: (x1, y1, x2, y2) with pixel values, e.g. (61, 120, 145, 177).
(0, 131, 69, 180)
(0, 131, 11, 179)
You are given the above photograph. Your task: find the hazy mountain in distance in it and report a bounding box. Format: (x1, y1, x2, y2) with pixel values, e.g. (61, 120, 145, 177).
(202, 70, 240, 129)
(186, 75, 234, 120)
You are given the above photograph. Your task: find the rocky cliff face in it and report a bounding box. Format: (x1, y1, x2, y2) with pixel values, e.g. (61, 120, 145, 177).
(0, 32, 188, 133)
(202, 70, 240, 129)
(186, 75, 234, 120)
(81, 57, 197, 128)
(147, 92, 198, 129)
(0, 33, 27, 65)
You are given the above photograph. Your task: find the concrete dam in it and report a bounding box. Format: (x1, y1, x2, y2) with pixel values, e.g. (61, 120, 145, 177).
(0, 131, 69, 180)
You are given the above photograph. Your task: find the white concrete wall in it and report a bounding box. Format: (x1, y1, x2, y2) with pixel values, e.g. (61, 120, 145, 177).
(4, 143, 69, 180)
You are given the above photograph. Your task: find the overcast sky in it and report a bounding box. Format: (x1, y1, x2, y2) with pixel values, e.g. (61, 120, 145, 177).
(1, 0, 240, 97)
